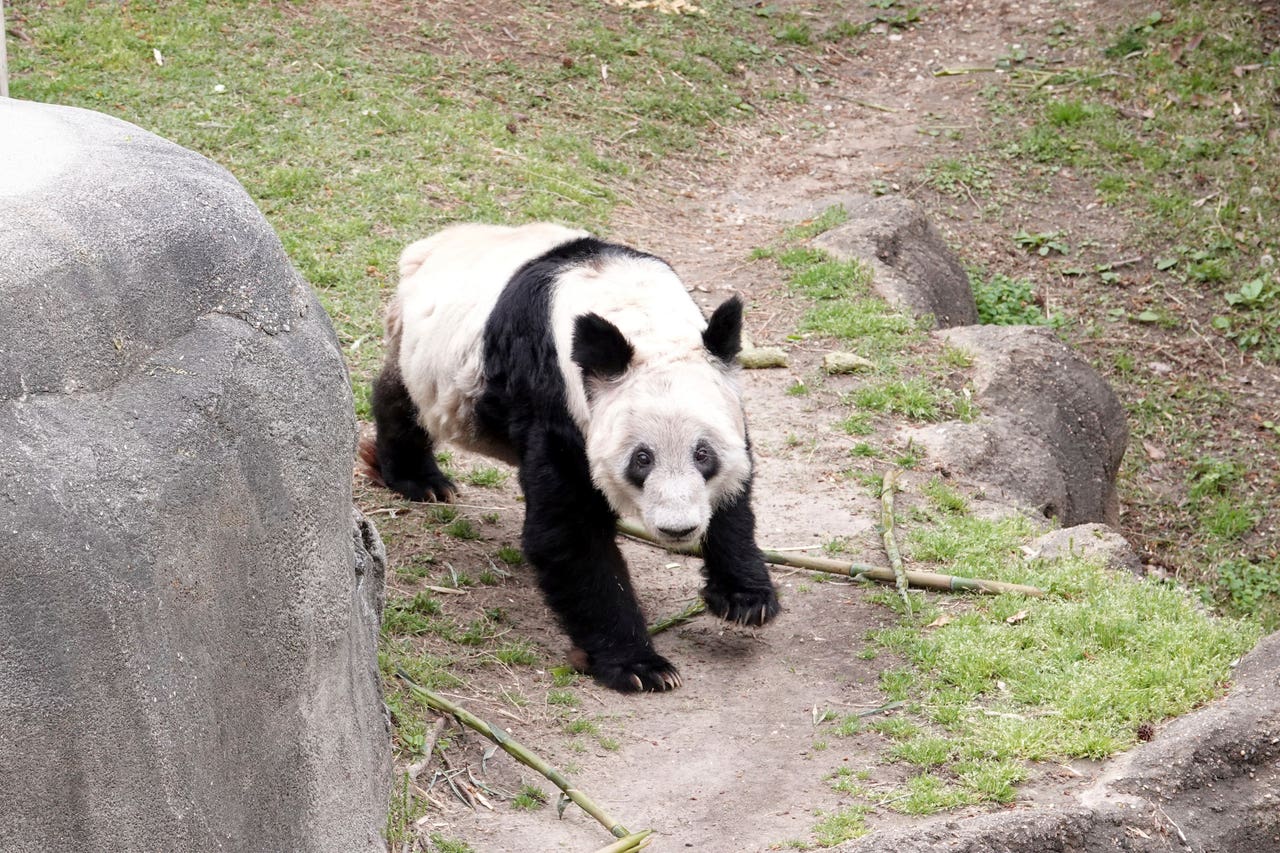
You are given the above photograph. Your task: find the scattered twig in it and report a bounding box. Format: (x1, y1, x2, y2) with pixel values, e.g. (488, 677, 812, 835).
(933, 66, 997, 76)
(616, 520, 1045, 597)
(881, 469, 911, 615)
(397, 670, 637, 840)
(856, 699, 905, 718)
(648, 599, 707, 635)
(406, 716, 448, 781)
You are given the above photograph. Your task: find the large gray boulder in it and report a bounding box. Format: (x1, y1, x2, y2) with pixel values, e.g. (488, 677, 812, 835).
(0, 99, 390, 851)
(903, 325, 1128, 526)
(840, 630, 1280, 852)
(814, 194, 979, 328)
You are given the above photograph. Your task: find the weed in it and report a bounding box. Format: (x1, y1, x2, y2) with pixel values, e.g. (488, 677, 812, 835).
(465, 466, 508, 488)
(812, 805, 870, 845)
(970, 270, 1057, 326)
(564, 718, 599, 736)
(511, 784, 549, 811)
(849, 377, 945, 422)
(496, 546, 524, 566)
(492, 641, 539, 667)
(921, 478, 969, 515)
(547, 689, 578, 707)
(445, 518, 482, 541)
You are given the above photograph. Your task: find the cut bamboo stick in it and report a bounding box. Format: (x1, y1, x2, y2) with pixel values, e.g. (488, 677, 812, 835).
(396, 670, 634, 839)
(616, 519, 1045, 598)
(880, 469, 912, 615)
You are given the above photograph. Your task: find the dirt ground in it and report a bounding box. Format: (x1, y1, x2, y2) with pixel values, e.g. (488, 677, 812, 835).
(360, 1, 1275, 850)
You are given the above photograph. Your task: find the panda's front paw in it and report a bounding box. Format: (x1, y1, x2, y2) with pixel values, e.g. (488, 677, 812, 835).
(575, 647, 682, 693)
(385, 473, 457, 503)
(703, 583, 781, 627)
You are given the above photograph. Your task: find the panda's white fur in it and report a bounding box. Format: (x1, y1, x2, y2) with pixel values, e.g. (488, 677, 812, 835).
(393, 222, 750, 546)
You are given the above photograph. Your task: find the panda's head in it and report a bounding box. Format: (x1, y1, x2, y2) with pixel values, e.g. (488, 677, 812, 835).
(572, 298, 751, 548)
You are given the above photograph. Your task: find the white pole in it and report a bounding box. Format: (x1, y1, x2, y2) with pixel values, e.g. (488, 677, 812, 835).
(1, 1, 9, 98)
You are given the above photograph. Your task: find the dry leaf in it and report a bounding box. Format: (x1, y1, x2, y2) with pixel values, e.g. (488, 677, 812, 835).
(1143, 440, 1167, 461)
(925, 614, 954, 629)
(1005, 610, 1029, 625)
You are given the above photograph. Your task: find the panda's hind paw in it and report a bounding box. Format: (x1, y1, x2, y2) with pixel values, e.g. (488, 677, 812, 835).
(385, 473, 457, 503)
(590, 652, 682, 693)
(703, 585, 781, 627)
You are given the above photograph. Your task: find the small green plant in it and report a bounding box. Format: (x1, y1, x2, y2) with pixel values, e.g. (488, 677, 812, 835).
(812, 805, 870, 845)
(921, 478, 969, 515)
(496, 545, 524, 566)
(547, 689, 578, 707)
(564, 718, 599, 736)
(1013, 230, 1070, 257)
(465, 466, 508, 488)
(511, 784, 548, 811)
(493, 641, 539, 666)
(971, 271, 1055, 326)
(445, 518, 482, 540)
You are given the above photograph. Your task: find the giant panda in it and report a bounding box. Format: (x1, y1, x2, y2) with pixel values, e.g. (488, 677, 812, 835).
(364, 222, 780, 692)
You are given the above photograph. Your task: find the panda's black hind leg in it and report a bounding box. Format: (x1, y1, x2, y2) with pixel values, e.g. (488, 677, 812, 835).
(700, 485, 780, 627)
(371, 362, 457, 502)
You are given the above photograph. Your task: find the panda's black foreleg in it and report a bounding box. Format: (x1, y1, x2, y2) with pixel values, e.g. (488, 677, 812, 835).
(370, 362, 457, 502)
(700, 483, 780, 627)
(518, 428, 680, 693)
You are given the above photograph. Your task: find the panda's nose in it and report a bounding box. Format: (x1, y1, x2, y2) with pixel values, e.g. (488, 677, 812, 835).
(658, 524, 698, 540)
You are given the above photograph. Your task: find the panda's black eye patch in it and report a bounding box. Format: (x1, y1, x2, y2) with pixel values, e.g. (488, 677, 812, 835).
(626, 446, 654, 488)
(693, 441, 719, 480)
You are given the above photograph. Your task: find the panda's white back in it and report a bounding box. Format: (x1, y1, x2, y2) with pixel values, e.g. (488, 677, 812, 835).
(395, 221, 716, 457)
(395, 222, 588, 451)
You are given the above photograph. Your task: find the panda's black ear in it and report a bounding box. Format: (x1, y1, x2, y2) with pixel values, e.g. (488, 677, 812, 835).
(572, 313, 635, 383)
(703, 296, 743, 363)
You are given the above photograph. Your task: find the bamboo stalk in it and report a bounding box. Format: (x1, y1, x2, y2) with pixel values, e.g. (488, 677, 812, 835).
(396, 670, 634, 839)
(880, 469, 912, 615)
(616, 520, 1045, 598)
(648, 599, 706, 635)
(592, 830, 654, 853)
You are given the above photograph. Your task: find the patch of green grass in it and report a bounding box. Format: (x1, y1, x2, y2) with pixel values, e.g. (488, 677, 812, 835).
(428, 834, 477, 853)
(547, 689, 578, 707)
(492, 641, 539, 667)
(464, 466, 508, 488)
(785, 204, 851, 241)
(921, 477, 969, 515)
(812, 805, 870, 846)
(495, 545, 524, 566)
(511, 784, 548, 811)
(563, 718, 599, 736)
(889, 735, 952, 767)
(787, 379, 811, 397)
(838, 412, 875, 436)
(893, 773, 976, 815)
(381, 593, 443, 636)
(445, 518, 482, 541)
(849, 377, 946, 422)
(426, 505, 459, 525)
(855, 511, 1261, 812)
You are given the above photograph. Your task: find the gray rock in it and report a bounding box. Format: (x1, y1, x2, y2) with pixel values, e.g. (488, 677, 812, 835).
(839, 631, 1280, 852)
(0, 99, 389, 851)
(1027, 523, 1143, 575)
(904, 325, 1128, 526)
(813, 195, 978, 328)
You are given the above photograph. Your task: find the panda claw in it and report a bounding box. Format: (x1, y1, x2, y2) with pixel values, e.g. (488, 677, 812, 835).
(702, 584, 781, 628)
(589, 651, 681, 693)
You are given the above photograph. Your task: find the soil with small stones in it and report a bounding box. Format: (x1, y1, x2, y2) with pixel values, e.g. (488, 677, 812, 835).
(360, 1, 1278, 851)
